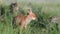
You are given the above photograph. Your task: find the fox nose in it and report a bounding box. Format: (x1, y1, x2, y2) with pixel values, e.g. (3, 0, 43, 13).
(33, 18, 35, 20)
(33, 18, 36, 20)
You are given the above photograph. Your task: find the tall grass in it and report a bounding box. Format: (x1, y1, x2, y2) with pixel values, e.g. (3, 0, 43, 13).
(0, 2, 60, 34)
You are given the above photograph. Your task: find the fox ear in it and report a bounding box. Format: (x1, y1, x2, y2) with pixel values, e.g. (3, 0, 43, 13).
(27, 8, 32, 13)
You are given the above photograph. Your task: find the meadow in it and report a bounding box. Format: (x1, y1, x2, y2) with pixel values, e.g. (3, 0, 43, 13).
(0, 2, 60, 34)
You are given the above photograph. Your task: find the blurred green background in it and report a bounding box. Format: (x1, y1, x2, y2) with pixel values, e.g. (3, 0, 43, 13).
(0, 0, 60, 34)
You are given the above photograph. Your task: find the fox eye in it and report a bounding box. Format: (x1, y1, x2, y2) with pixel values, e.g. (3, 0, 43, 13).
(27, 13, 29, 15)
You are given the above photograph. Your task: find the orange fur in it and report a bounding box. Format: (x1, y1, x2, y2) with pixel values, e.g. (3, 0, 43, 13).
(13, 9, 36, 29)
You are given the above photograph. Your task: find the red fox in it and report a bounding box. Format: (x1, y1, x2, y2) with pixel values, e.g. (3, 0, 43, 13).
(12, 8, 36, 29)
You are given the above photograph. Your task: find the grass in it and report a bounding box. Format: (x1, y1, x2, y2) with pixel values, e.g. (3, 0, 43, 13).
(0, 2, 60, 34)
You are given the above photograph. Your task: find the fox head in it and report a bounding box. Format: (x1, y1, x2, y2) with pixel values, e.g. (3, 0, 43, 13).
(27, 8, 36, 20)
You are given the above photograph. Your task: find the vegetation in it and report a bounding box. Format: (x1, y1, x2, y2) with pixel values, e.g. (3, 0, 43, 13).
(0, 1, 60, 34)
